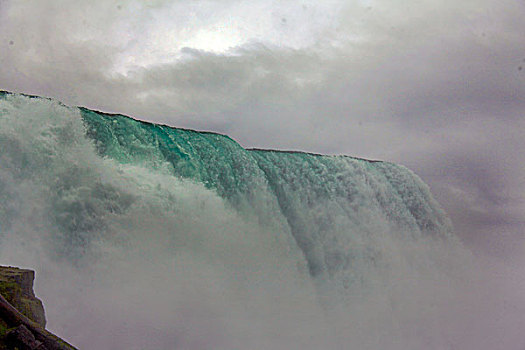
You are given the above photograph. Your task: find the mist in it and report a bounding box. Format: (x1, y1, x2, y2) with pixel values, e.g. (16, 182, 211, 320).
(0, 93, 523, 349)
(1, 0, 523, 257)
(1, 0, 524, 349)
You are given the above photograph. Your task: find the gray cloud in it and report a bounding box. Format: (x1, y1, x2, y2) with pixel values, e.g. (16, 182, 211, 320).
(1, 0, 524, 257)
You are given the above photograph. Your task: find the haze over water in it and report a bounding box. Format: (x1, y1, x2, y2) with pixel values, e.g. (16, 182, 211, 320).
(1, 93, 523, 350)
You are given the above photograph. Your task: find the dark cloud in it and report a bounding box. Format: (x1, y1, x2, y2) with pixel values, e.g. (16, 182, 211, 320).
(0, 0, 524, 257)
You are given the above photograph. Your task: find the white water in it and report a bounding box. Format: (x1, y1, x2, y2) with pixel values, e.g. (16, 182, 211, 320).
(0, 93, 517, 350)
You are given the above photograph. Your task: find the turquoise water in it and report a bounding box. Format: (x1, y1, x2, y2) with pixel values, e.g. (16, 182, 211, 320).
(80, 104, 452, 283)
(0, 91, 466, 350)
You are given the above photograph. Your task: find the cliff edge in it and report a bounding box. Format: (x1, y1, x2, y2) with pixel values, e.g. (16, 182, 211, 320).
(0, 266, 77, 350)
(0, 267, 46, 328)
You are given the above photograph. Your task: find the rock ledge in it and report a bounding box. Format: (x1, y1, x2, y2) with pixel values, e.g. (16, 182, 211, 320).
(0, 266, 77, 350)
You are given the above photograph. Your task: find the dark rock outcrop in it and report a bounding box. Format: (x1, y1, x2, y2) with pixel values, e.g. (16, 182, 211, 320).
(6, 324, 47, 350)
(0, 267, 46, 327)
(0, 266, 76, 350)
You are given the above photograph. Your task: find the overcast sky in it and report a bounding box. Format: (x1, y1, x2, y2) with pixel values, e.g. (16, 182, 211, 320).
(1, 0, 524, 258)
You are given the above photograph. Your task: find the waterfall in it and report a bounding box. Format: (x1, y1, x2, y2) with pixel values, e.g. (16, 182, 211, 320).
(0, 92, 471, 350)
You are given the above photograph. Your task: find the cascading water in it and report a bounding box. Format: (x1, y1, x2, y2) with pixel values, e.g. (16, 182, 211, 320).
(0, 92, 472, 350)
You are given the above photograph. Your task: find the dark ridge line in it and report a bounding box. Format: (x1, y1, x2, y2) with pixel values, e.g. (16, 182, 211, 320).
(78, 107, 233, 138)
(81, 107, 384, 163)
(0, 90, 232, 138)
(247, 148, 383, 163)
(1, 90, 383, 163)
(1, 90, 55, 102)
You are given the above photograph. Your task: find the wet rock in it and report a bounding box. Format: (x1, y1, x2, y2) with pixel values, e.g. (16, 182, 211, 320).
(6, 324, 47, 350)
(0, 266, 46, 327)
